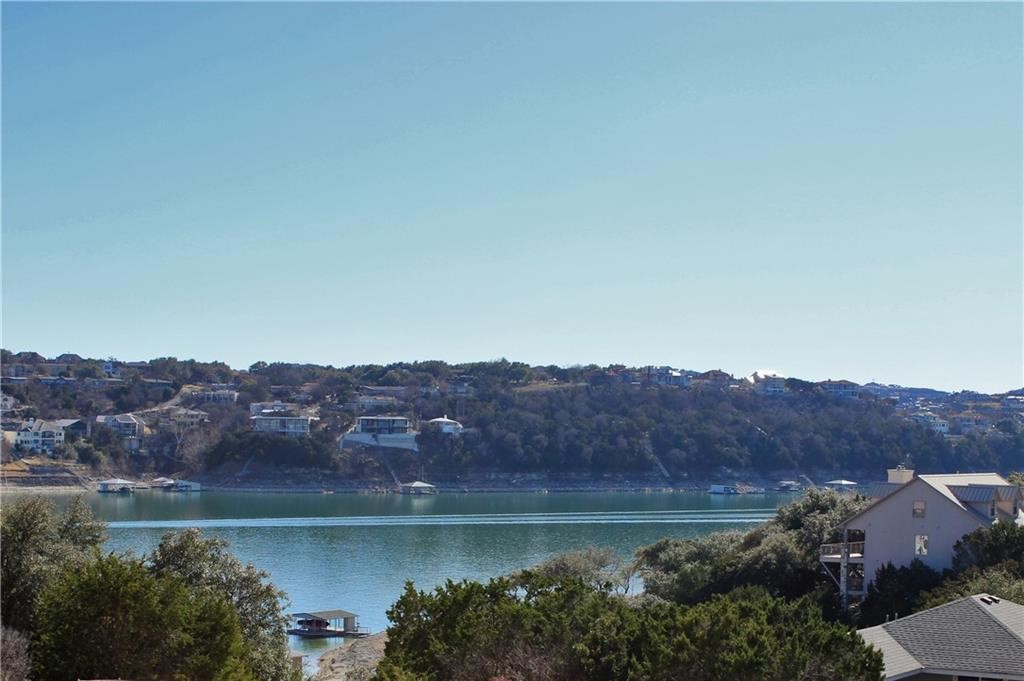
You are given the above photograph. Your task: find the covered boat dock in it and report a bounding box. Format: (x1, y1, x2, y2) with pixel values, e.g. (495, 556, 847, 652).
(287, 609, 369, 638)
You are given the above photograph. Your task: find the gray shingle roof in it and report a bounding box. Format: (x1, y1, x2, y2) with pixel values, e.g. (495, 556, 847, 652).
(859, 594, 1024, 680)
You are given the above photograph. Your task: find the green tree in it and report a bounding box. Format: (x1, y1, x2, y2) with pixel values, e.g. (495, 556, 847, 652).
(919, 562, 1024, 609)
(0, 496, 105, 632)
(148, 529, 299, 681)
(858, 560, 944, 626)
(952, 521, 1024, 573)
(32, 552, 253, 681)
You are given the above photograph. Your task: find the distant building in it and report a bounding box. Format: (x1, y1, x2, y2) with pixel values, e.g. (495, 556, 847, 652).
(192, 389, 239, 404)
(249, 401, 300, 417)
(343, 416, 419, 451)
(94, 414, 146, 439)
(168, 408, 208, 429)
(353, 416, 412, 435)
(15, 418, 84, 454)
(346, 395, 400, 411)
(251, 415, 316, 437)
(817, 379, 860, 398)
(692, 369, 734, 388)
(641, 366, 689, 387)
(821, 468, 1023, 606)
(360, 386, 409, 398)
(908, 412, 949, 434)
(754, 374, 786, 395)
(426, 415, 464, 435)
(858, 594, 1024, 681)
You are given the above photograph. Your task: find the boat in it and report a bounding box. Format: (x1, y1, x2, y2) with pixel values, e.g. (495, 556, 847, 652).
(708, 484, 739, 495)
(170, 480, 201, 493)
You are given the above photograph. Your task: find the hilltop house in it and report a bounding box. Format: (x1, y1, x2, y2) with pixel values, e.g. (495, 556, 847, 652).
(821, 468, 1024, 606)
(858, 594, 1024, 680)
(818, 379, 860, 398)
(754, 374, 787, 395)
(692, 369, 734, 388)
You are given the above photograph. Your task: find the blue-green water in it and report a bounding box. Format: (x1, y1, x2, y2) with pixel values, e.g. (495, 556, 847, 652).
(37, 491, 791, 657)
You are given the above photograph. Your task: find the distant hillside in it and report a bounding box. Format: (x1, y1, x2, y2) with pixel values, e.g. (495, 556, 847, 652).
(2, 351, 1021, 480)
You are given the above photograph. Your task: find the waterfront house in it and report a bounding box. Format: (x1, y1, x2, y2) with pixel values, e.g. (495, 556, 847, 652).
(821, 468, 1024, 605)
(858, 594, 1023, 680)
(250, 415, 316, 437)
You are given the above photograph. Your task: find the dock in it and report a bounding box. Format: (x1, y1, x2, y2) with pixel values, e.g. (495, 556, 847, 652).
(287, 609, 370, 639)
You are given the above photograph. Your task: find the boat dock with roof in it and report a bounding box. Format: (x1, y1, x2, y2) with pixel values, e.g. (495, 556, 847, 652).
(287, 609, 369, 638)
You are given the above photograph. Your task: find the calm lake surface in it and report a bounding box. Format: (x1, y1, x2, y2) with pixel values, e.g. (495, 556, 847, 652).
(40, 490, 793, 657)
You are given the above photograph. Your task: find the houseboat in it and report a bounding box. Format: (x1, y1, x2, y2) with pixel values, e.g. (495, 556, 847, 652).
(707, 484, 739, 495)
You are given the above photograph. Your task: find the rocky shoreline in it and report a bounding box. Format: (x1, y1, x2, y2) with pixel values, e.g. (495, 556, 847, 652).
(313, 633, 388, 681)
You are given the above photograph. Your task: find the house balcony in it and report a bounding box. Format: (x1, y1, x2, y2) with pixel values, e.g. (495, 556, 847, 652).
(819, 541, 864, 562)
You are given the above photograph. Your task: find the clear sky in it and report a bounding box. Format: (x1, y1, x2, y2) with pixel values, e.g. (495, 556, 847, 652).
(2, 2, 1021, 393)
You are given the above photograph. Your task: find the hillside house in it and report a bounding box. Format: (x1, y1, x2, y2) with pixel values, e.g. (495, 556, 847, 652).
(908, 412, 949, 435)
(754, 374, 787, 395)
(15, 418, 84, 454)
(251, 415, 316, 437)
(821, 468, 1024, 606)
(249, 401, 300, 417)
(192, 389, 239, 404)
(426, 415, 464, 434)
(94, 414, 146, 439)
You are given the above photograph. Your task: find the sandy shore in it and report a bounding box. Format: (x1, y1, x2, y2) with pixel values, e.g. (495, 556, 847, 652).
(314, 633, 388, 681)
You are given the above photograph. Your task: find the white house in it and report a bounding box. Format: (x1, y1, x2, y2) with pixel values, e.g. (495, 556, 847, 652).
(754, 374, 786, 395)
(908, 412, 949, 435)
(821, 468, 1024, 606)
(15, 419, 82, 454)
(342, 416, 419, 452)
(192, 389, 239, 404)
(426, 415, 464, 435)
(251, 415, 316, 437)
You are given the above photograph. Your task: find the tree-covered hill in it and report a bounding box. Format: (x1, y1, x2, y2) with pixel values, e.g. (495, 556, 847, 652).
(2, 351, 1021, 478)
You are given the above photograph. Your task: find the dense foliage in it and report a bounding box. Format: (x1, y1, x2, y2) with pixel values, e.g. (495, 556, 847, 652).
(378, 574, 884, 681)
(205, 430, 338, 470)
(636, 489, 869, 612)
(0, 496, 106, 632)
(5, 350, 1022, 478)
(0, 496, 298, 681)
(33, 553, 253, 681)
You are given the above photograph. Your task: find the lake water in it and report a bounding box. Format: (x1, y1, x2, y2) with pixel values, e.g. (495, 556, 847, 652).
(40, 490, 792, 658)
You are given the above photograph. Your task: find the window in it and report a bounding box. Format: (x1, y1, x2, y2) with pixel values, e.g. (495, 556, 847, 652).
(915, 535, 928, 556)
(912, 501, 925, 518)
(990, 502, 997, 518)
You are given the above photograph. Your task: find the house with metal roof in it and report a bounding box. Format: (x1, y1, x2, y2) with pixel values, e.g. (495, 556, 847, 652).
(821, 468, 1023, 606)
(858, 593, 1024, 680)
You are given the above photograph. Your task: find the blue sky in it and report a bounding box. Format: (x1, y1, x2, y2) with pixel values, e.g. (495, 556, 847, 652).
(2, 2, 1021, 392)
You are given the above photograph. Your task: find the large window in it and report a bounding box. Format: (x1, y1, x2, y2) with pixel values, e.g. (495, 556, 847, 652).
(915, 535, 929, 556)
(912, 500, 926, 518)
